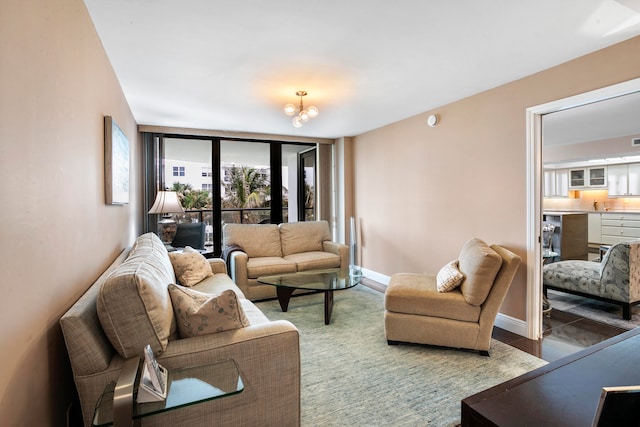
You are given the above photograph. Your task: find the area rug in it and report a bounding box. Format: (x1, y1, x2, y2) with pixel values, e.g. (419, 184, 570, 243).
(256, 285, 547, 426)
(547, 289, 640, 330)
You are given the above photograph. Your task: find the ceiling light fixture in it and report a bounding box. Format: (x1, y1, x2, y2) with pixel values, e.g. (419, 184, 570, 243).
(284, 90, 319, 128)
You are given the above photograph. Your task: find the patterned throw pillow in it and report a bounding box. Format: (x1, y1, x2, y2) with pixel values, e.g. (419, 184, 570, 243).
(168, 284, 249, 338)
(168, 246, 213, 287)
(436, 260, 465, 292)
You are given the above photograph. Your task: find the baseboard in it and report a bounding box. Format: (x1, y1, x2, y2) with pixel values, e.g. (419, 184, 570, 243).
(361, 268, 390, 286)
(494, 313, 528, 337)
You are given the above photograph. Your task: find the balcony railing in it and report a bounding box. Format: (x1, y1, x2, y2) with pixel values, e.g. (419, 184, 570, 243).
(173, 207, 312, 248)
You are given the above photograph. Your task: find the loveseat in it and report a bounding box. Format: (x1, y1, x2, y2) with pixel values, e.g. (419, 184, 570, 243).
(223, 220, 349, 300)
(60, 232, 300, 427)
(543, 240, 640, 320)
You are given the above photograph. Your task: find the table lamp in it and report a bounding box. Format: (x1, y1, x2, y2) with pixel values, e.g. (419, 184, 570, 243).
(148, 191, 185, 251)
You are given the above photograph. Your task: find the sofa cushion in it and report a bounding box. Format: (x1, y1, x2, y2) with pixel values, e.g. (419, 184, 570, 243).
(385, 273, 481, 322)
(192, 274, 247, 299)
(279, 221, 332, 256)
(436, 260, 465, 292)
(458, 238, 502, 306)
(169, 246, 213, 287)
(246, 257, 297, 278)
(238, 298, 270, 325)
(284, 251, 341, 271)
(168, 285, 249, 338)
(97, 233, 177, 358)
(223, 224, 282, 258)
(543, 260, 602, 296)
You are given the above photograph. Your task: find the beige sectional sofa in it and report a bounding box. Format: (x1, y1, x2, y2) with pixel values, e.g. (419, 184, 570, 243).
(223, 220, 349, 300)
(60, 232, 300, 427)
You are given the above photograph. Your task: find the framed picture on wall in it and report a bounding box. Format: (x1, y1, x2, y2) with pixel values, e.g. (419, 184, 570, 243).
(104, 115, 130, 205)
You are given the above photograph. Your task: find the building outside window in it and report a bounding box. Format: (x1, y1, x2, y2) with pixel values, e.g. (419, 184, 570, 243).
(172, 166, 185, 177)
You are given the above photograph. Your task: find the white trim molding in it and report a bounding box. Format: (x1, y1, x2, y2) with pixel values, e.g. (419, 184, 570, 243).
(361, 268, 390, 286)
(525, 77, 640, 341)
(494, 313, 528, 337)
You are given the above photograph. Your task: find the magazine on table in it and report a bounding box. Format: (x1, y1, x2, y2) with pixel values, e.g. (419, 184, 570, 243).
(137, 344, 168, 403)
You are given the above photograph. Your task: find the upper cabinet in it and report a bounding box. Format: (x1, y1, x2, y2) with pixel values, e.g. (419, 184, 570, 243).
(569, 166, 607, 189)
(544, 169, 569, 198)
(607, 163, 640, 197)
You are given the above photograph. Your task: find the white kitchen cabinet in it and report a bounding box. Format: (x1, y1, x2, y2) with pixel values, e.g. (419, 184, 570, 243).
(556, 169, 569, 196)
(607, 163, 640, 197)
(569, 167, 607, 189)
(544, 169, 569, 197)
(601, 213, 640, 244)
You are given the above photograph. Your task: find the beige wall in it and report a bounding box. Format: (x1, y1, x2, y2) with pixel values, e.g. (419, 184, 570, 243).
(352, 36, 640, 321)
(0, 0, 140, 425)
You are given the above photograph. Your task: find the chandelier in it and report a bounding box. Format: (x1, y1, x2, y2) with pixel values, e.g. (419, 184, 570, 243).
(283, 90, 319, 128)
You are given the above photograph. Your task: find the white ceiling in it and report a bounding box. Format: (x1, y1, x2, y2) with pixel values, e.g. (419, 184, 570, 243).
(543, 89, 640, 146)
(83, 0, 640, 139)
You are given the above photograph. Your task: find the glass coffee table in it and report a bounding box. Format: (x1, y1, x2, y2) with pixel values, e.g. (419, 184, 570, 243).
(258, 267, 364, 325)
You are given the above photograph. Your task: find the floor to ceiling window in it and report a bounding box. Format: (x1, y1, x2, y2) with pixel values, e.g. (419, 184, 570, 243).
(299, 148, 316, 221)
(220, 140, 272, 225)
(144, 133, 316, 255)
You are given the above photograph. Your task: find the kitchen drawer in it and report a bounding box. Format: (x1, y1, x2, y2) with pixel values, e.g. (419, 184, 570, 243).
(601, 226, 640, 238)
(602, 235, 640, 245)
(601, 214, 640, 221)
(601, 219, 640, 228)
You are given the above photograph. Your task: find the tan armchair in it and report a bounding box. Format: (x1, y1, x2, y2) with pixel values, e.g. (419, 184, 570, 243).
(384, 238, 521, 355)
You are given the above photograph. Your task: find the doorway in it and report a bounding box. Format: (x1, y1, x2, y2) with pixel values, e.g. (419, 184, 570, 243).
(526, 77, 640, 340)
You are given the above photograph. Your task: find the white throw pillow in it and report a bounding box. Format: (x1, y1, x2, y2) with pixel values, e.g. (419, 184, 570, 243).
(168, 246, 213, 287)
(436, 260, 465, 292)
(168, 284, 249, 338)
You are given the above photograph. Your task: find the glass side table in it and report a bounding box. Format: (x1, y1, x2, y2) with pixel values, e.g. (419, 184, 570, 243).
(93, 358, 244, 427)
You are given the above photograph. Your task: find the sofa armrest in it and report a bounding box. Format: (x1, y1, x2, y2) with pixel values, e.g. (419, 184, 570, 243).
(323, 241, 350, 268)
(208, 258, 227, 275)
(229, 251, 249, 289)
(157, 320, 300, 426)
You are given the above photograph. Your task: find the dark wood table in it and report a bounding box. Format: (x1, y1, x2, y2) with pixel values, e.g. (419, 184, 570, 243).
(462, 328, 640, 426)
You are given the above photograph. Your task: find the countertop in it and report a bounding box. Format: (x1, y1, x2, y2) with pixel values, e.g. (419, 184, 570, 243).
(544, 210, 640, 214)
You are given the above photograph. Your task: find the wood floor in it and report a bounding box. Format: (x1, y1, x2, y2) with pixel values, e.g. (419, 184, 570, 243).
(363, 278, 628, 363)
(492, 308, 628, 362)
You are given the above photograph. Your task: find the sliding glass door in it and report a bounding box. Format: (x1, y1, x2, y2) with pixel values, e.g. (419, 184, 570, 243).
(145, 133, 316, 255)
(163, 137, 214, 245)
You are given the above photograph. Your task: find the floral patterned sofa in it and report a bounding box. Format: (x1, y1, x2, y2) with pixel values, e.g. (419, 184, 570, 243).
(543, 240, 640, 320)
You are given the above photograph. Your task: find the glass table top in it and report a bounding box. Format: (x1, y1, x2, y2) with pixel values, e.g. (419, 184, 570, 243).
(92, 358, 243, 427)
(257, 267, 364, 291)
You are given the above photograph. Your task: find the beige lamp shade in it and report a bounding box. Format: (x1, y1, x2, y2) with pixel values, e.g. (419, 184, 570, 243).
(148, 191, 184, 251)
(148, 191, 185, 215)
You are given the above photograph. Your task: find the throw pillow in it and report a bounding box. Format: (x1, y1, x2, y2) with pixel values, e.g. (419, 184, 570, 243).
(436, 260, 465, 292)
(168, 284, 249, 338)
(168, 246, 213, 287)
